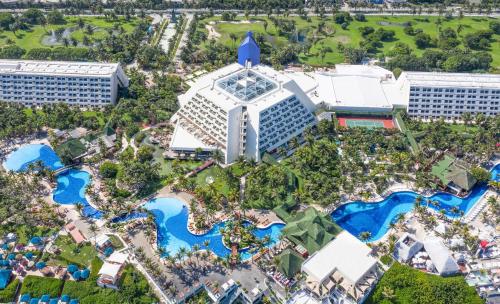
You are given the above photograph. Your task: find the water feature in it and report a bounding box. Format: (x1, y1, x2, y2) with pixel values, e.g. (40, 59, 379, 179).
(3, 144, 63, 172)
(332, 164, 500, 242)
(4, 144, 102, 219)
(143, 197, 284, 260)
(53, 169, 103, 219)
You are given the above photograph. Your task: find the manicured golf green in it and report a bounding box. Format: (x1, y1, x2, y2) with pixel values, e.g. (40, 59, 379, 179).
(0, 16, 139, 51)
(200, 15, 499, 68)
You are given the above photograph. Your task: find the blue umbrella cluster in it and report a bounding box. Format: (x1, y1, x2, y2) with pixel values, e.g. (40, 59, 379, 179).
(66, 264, 89, 281)
(19, 294, 78, 304)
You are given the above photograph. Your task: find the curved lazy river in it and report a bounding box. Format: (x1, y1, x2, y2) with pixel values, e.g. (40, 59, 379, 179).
(143, 197, 284, 260)
(3, 144, 102, 219)
(332, 164, 500, 242)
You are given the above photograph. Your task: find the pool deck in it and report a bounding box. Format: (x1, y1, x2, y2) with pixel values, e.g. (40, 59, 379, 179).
(153, 185, 284, 236)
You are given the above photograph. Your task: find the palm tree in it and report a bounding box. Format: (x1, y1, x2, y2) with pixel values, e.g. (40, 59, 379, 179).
(75, 203, 84, 215)
(359, 231, 372, 241)
(211, 149, 224, 164)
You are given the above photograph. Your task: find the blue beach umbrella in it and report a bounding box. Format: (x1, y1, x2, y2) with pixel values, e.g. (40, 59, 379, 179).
(72, 270, 81, 280)
(80, 268, 90, 279)
(20, 294, 30, 303)
(40, 294, 50, 303)
(29, 298, 39, 304)
(7, 254, 15, 260)
(60, 295, 70, 303)
(30, 237, 42, 245)
(36, 262, 46, 270)
(1, 244, 8, 250)
(25, 252, 34, 260)
(69, 299, 79, 304)
(67, 264, 78, 273)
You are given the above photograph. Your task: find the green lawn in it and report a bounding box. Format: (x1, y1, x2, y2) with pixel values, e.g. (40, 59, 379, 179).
(0, 225, 57, 245)
(51, 235, 97, 267)
(108, 234, 124, 250)
(139, 131, 203, 176)
(193, 165, 231, 195)
(0, 16, 139, 51)
(200, 15, 500, 68)
(20, 276, 64, 298)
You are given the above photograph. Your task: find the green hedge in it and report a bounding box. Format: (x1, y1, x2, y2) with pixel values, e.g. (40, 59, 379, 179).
(380, 254, 393, 266)
(62, 262, 157, 304)
(20, 276, 64, 298)
(0, 278, 19, 302)
(366, 263, 483, 304)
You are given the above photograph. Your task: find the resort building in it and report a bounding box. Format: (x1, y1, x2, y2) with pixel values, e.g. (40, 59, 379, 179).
(397, 71, 500, 121)
(423, 238, 460, 276)
(393, 233, 424, 263)
(430, 154, 477, 194)
(309, 64, 406, 113)
(301, 231, 382, 303)
(0, 60, 128, 107)
(170, 32, 317, 164)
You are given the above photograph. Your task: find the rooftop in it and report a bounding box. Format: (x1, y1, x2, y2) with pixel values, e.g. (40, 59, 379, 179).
(302, 231, 377, 285)
(217, 69, 276, 102)
(402, 71, 500, 89)
(0, 59, 121, 77)
(282, 208, 342, 254)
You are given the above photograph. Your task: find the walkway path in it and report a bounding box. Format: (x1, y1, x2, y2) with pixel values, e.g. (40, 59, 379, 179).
(174, 14, 193, 65)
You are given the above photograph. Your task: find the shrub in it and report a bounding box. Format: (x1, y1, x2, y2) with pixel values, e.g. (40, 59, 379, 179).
(99, 161, 119, 179)
(380, 254, 393, 265)
(0, 278, 19, 302)
(354, 13, 366, 22)
(20, 276, 64, 298)
(366, 263, 483, 304)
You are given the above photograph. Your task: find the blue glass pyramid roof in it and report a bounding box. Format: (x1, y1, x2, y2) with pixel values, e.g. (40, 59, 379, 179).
(238, 32, 260, 66)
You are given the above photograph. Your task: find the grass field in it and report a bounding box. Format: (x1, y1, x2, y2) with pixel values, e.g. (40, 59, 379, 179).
(51, 235, 97, 267)
(0, 16, 139, 51)
(200, 15, 500, 68)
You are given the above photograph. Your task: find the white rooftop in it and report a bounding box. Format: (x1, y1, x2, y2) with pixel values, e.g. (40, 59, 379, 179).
(180, 63, 299, 112)
(308, 64, 403, 111)
(98, 262, 122, 279)
(107, 252, 128, 264)
(0, 59, 121, 77)
(169, 122, 216, 151)
(402, 71, 500, 89)
(302, 231, 377, 285)
(95, 234, 110, 247)
(423, 238, 460, 275)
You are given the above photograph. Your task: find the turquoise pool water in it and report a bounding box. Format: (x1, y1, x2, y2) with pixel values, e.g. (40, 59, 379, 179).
(144, 197, 284, 259)
(4, 144, 102, 219)
(3, 144, 63, 171)
(332, 164, 500, 242)
(53, 169, 103, 219)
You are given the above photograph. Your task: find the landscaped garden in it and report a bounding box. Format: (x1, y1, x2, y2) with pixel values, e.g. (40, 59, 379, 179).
(0, 15, 140, 51)
(49, 235, 98, 267)
(205, 15, 499, 66)
(366, 262, 483, 304)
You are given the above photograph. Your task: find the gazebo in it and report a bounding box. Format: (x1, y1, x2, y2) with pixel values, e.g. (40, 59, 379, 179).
(277, 249, 304, 279)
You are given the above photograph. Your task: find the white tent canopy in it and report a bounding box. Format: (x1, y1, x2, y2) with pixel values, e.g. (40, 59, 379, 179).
(423, 238, 460, 276)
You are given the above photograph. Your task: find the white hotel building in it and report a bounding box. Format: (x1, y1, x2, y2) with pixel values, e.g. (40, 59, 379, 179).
(0, 60, 129, 107)
(170, 32, 317, 164)
(397, 71, 500, 120)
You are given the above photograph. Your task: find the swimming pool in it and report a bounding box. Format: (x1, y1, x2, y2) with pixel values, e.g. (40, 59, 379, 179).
(4, 144, 102, 219)
(3, 144, 63, 172)
(144, 197, 284, 259)
(332, 164, 500, 242)
(53, 169, 103, 219)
